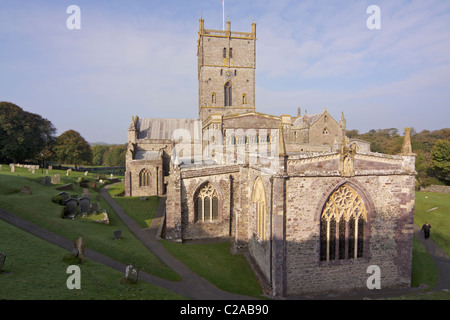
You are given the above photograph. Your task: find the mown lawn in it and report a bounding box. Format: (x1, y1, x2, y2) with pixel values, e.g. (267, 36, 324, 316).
(108, 182, 159, 228)
(161, 240, 265, 299)
(414, 192, 450, 257)
(0, 218, 185, 300)
(0, 167, 180, 283)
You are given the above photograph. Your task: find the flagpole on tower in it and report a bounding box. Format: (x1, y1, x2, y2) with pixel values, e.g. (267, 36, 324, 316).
(222, 0, 225, 30)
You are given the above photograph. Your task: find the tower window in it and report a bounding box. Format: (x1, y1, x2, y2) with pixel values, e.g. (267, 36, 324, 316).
(229, 48, 233, 58)
(234, 69, 237, 76)
(223, 48, 227, 58)
(224, 81, 232, 107)
(242, 93, 247, 104)
(211, 92, 216, 104)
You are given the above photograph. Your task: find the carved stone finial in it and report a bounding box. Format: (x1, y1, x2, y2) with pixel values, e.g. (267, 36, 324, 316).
(401, 127, 413, 155)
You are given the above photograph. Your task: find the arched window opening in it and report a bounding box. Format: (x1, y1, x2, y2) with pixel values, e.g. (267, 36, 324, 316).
(252, 177, 267, 241)
(211, 92, 216, 104)
(224, 81, 232, 107)
(195, 183, 219, 222)
(139, 169, 150, 187)
(320, 185, 367, 261)
(242, 93, 247, 104)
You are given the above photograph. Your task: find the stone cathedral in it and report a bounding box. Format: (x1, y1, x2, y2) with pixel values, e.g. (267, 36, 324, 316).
(125, 19, 416, 297)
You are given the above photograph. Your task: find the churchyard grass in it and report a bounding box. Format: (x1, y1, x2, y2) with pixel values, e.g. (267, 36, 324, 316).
(414, 192, 450, 257)
(0, 218, 185, 300)
(160, 240, 265, 299)
(0, 166, 181, 283)
(411, 236, 439, 288)
(108, 182, 159, 228)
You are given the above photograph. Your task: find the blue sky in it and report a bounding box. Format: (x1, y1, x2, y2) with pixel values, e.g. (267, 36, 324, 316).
(1, 0, 449, 144)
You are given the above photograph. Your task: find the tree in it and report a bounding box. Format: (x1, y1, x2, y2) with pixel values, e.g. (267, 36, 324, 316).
(54, 130, 92, 168)
(103, 145, 127, 166)
(431, 139, 450, 184)
(0, 102, 56, 163)
(91, 145, 109, 166)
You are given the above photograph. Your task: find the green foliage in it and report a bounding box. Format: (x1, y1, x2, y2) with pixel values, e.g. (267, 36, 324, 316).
(350, 127, 450, 186)
(0, 101, 56, 163)
(54, 130, 93, 167)
(431, 140, 450, 183)
(91, 144, 126, 167)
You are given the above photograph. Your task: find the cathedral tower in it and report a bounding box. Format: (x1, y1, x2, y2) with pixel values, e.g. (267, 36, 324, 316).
(197, 18, 256, 123)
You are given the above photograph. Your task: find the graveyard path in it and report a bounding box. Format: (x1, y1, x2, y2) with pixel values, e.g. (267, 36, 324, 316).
(413, 224, 450, 291)
(99, 186, 256, 300)
(0, 197, 254, 300)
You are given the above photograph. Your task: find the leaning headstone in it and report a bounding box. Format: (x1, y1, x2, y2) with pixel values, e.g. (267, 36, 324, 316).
(125, 264, 139, 284)
(20, 186, 32, 195)
(113, 230, 122, 240)
(84, 171, 88, 176)
(74, 237, 85, 260)
(64, 198, 78, 219)
(0, 252, 6, 272)
(79, 196, 90, 215)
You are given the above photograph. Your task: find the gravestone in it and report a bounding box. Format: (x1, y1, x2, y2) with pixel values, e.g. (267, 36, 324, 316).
(20, 186, 32, 195)
(64, 198, 78, 219)
(113, 230, 122, 240)
(0, 165, 2, 171)
(95, 212, 109, 225)
(52, 174, 61, 184)
(82, 188, 90, 198)
(42, 176, 52, 186)
(84, 171, 88, 176)
(79, 196, 90, 215)
(48, 166, 52, 170)
(91, 202, 100, 212)
(74, 237, 85, 260)
(125, 264, 139, 284)
(58, 192, 69, 201)
(10, 165, 15, 173)
(0, 252, 6, 272)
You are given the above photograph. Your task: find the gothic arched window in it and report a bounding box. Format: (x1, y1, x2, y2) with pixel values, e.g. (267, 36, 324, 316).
(224, 81, 232, 107)
(252, 177, 267, 241)
(320, 185, 367, 261)
(139, 169, 150, 187)
(195, 183, 219, 222)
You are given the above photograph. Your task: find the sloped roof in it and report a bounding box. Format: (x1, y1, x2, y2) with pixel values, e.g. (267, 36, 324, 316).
(137, 118, 201, 140)
(292, 113, 322, 127)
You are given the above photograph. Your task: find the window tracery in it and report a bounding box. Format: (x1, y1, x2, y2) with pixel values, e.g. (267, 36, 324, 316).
(320, 185, 367, 261)
(195, 183, 219, 222)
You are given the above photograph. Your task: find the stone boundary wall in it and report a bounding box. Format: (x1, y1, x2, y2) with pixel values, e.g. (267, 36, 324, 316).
(421, 185, 450, 194)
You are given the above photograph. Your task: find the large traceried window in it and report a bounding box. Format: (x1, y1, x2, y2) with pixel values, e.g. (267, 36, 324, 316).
(252, 177, 267, 241)
(139, 169, 150, 187)
(195, 183, 219, 222)
(224, 81, 232, 107)
(320, 185, 367, 262)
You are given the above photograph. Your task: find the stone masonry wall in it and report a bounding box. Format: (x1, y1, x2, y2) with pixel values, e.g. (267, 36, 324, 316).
(284, 172, 415, 296)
